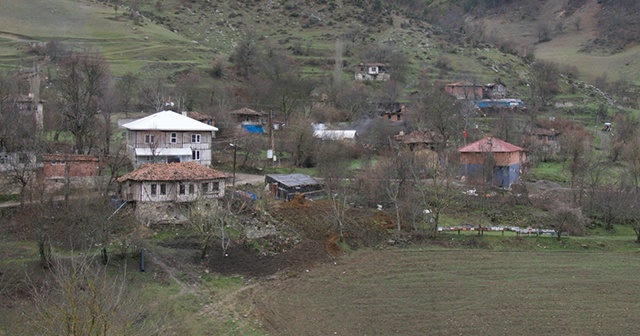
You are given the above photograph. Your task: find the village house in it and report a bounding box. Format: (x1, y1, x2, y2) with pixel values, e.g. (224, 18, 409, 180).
(186, 111, 214, 126)
(229, 107, 265, 133)
(265, 173, 325, 201)
(0, 152, 37, 173)
(458, 137, 525, 189)
(355, 63, 391, 81)
(522, 128, 560, 161)
(40, 154, 99, 181)
(117, 162, 228, 203)
(394, 130, 443, 151)
(484, 83, 507, 99)
(444, 81, 483, 100)
(525, 128, 560, 148)
(37, 154, 100, 191)
(377, 102, 405, 122)
(121, 110, 218, 168)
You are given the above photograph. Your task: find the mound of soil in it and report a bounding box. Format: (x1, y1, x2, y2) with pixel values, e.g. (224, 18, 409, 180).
(205, 239, 333, 277)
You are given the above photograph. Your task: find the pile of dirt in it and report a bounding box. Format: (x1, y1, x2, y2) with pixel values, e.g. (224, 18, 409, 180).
(205, 239, 333, 277)
(159, 235, 333, 278)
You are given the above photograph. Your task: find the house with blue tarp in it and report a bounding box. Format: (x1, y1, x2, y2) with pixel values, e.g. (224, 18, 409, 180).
(230, 107, 265, 133)
(458, 137, 525, 189)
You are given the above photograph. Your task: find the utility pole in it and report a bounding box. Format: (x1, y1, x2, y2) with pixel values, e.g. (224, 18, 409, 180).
(231, 142, 237, 188)
(269, 107, 275, 163)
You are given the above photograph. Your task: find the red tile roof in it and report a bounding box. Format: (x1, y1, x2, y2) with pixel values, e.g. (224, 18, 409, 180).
(394, 131, 443, 144)
(117, 162, 229, 182)
(187, 111, 213, 121)
(230, 107, 263, 116)
(530, 128, 559, 136)
(458, 137, 523, 153)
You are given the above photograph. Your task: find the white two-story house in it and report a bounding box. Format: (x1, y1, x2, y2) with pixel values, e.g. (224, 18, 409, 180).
(122, 111, 218, 167)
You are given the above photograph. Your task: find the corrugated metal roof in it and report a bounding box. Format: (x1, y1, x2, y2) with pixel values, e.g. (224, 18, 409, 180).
(313, 130, 357, 140)
(458, 137, 523, 153)
(122, 111, 218, 131)
(265, 174, 321, 187)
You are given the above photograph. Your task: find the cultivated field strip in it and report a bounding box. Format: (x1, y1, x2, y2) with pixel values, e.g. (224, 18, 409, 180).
(255, 250, 640, 336)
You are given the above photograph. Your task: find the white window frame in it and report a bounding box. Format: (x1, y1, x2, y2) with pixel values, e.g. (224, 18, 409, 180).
(145, 134, 155, 143)
(170, 132, 178, 144)
(191, 134, 201, 143)
(192, 150, 200, 161)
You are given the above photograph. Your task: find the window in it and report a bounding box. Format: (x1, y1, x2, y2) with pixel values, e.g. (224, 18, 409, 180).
(191, 134, 201, 143)
(192, 150, 200, 161)
(212, 181, 220, 192)
(0, 154, 8, 164)
(145, 134, 155, 143)
(151, 184, 157, 196)
(189, 184, 194, 194)
(170, 132, 178, 143)
(160, 184, 167, 195)
(179, 184, 185, 195)
(538, 135, 543, 140)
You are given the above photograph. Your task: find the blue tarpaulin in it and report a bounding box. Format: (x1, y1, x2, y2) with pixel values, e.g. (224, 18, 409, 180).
(242, 125, 264, 133)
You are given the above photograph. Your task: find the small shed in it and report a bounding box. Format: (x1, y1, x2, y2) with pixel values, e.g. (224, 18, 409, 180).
(265, 174, 324, 201)
(41, 154, 99, 180)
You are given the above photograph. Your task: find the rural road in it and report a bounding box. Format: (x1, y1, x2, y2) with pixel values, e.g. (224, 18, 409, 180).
(233, 173, 265, 186)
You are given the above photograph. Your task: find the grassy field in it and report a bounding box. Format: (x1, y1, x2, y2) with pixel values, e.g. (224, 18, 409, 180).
(252, 249, 640, 335)
(0, 0, 207, 76)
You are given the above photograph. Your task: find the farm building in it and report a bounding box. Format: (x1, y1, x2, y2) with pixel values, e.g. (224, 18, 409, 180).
(458, 137, 525, 189)
(265, 174, 324, 201)
(355, 63, 390, 81)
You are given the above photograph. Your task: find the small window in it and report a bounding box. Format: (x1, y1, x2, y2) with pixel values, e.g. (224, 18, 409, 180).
(151, 184, 157, 196)
(179, 184, 185, 195)
(192, 150, 200, 161)
(191, 134, 201, 143)
(160, 184, 167, 195)
(145, 134, 155, 143)
(202, 182, 209, 192)
(212, 181, 220, 191)
(189, 184, 194, 194)
(0, 155, 8, 164)
(170, 132, 178, 143)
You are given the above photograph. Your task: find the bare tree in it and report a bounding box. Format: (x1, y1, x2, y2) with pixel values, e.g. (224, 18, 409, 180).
(26, 255, 154, 336)
(409, 80, 459, 153)
(56, 51, 111, 154)
(547, 202, 587, 241)
(188, 199, 238, 259)
(529, 61, 559, 109)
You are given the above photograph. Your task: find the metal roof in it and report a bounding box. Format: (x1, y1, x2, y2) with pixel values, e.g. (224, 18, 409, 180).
(122, 111, 218, 131)
(265, 173, 321, 187)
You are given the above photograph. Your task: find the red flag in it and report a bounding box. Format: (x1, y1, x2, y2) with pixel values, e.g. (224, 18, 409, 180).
(463, 129, 467, 138)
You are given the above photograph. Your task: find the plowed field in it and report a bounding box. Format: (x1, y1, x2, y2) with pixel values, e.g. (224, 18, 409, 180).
(252, 250, 640, 335)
